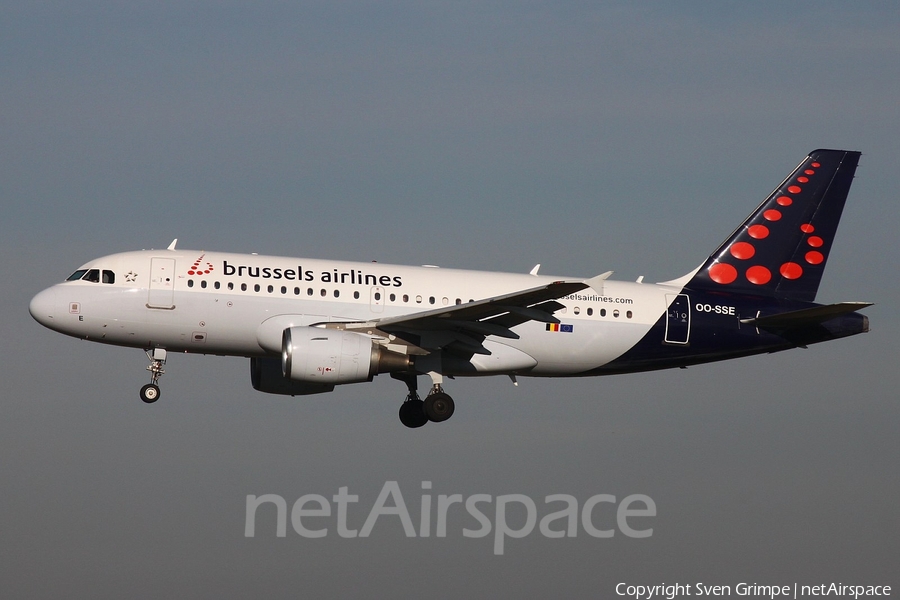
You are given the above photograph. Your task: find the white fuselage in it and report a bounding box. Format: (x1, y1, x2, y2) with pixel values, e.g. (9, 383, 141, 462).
(30, 249, 680, 377)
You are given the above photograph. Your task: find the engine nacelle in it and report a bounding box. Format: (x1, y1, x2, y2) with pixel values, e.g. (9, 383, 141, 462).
(282, 326, 410, 384)
(250, 357, 335, 396)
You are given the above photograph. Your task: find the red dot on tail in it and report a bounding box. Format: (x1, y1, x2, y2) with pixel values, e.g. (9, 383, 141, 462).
(188, 271, 195, 275)
(806, 251, 824, 265)
(746, 265, 772, 285)
(780, 262, 803, 279)
(800, 223, 815, 233)
(748, 224, 769, 239)
(764, 209, 782, 221)
(776, 196, 793, 206)
(807, 236, 824, 247)
(709, 263, 738, 284)
(730, 242, 755, 260)
(811, 162, 821, 167)
(797, 176, 809, 183)
(804, 169, 815, 175)
(788, 185, 802, 194)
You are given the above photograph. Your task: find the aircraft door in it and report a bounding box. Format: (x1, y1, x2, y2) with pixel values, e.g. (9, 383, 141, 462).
(370, 286, 385, 313)
(148, 258, 176, 309)
(664, 294, 690, 344)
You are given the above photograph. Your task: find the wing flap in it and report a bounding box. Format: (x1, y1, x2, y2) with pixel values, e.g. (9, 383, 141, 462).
(320, 276, 605, 353)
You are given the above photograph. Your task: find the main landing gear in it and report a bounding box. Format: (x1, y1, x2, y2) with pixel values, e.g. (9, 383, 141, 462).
(395, 373, 456, 428)
(140, 348, 167, 404)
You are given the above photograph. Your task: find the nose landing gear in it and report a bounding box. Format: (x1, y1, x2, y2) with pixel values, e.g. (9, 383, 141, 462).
(140, 348, 167, 403)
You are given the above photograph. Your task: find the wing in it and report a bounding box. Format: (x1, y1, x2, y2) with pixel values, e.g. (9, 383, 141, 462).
(319, 272, 612, 356)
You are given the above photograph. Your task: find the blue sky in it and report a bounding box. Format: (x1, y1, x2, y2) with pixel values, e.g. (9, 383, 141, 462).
(2, 2, 898, 597)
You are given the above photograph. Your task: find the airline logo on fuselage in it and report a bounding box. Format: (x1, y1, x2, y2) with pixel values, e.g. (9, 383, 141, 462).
(187, 254, 214, 276)
(217, 260, 404, 287)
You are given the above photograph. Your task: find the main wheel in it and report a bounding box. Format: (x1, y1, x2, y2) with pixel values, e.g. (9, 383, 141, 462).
(140, 383, 161, 404)
(423, 392, 455, 422)
(399, 399, 428, 428)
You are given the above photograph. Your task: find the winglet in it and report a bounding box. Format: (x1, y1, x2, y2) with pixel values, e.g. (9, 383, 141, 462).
(585, 271, 614, 293)
(529, 264, 541, 276)
(167, 239, 178, 250)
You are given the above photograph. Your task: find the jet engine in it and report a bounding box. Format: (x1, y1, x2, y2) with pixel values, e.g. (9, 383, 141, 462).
(250, 357, 335, 396)
(282, 326, 410, 384)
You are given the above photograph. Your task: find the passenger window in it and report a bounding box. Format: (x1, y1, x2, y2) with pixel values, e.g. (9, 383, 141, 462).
(587, 308, 593, 316)
(228, 282, 234, 290)
(214, 281, 221, 290)
(241, 283, 247, 292)
(201, 280, 208, 289)
(188, 280, 194, 288)
(67, 270, 88, 281)
(102, 270, 115, 284)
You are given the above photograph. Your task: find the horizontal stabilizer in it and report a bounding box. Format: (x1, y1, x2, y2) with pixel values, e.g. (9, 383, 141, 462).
(740, 302, 873, 330)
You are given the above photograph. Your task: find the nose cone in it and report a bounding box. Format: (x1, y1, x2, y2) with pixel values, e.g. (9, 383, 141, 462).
(29, 286, 60, 329)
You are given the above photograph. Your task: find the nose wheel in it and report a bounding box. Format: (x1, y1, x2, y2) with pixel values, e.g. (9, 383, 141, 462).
(140, 348, 167, 403)
(140, 383, 161, 403)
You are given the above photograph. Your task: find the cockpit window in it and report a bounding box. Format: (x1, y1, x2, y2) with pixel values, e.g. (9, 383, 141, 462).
(65, 268, 116, 283)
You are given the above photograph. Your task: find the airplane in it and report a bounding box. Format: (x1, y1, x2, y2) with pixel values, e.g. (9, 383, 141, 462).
(29, 149, 871, 428)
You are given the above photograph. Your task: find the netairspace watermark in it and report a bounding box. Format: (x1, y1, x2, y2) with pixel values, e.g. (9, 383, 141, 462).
(616, 583, 893, 599)
(244, 480, 656, 555)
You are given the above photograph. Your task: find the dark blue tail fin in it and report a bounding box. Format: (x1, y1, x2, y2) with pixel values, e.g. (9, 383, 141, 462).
(685, 149, 861, 302)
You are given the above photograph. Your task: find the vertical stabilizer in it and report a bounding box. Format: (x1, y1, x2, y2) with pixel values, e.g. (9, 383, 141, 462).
(685, 149, 860, 301)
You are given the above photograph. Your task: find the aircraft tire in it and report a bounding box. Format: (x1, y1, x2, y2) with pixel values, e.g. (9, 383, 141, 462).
(423, 392, 455, 422)
(399, 399, 428, 428)
(140, 384, 161, 404)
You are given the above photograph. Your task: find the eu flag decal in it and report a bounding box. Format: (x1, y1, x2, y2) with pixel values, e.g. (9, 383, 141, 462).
(546, 323, 574, 333)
